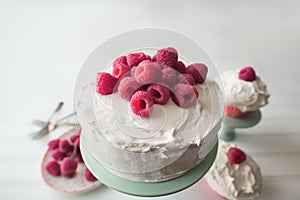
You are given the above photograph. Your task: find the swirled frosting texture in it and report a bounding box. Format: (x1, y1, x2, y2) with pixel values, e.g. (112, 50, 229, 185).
(94, 80, 222, 152)
(219, 70, 270, 112)
(90, 80, 222, 178)
(206, 141, 262, 200)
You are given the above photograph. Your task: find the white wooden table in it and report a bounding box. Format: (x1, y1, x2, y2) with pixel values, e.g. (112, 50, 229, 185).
(1, 1, 300, 199)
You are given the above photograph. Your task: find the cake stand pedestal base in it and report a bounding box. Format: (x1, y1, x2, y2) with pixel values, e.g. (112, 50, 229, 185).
(219, 110, 261, 141)
(80, 137, 218, 197)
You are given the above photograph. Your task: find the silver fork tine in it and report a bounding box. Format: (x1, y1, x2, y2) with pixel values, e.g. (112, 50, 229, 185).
(30, 102, 64, 140)
(32, 119, 47, 126)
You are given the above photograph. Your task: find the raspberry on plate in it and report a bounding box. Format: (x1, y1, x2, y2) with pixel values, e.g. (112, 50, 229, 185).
(155, 47, 178, 68)
(48, 139, 60, 150)
(186, 63, 208, 84)
(75, 151, 84, 163)
(118, 77, 141, 101)
(85, 168, 97, 182)
(58, 139, 73, 153)
(238, 66, 256, 82)
(61, 157, 78, 177)
(66, 147, 75, 157)
(51, 149, 66, 161)
(147, 84, 170, 105)
(96, 72, 119, 95)
(127, 52, 147, 68)
(130, 91, 154, 117)
(112, 63, 130, 79)
(73, 138, 80, 150)
(45, 160, 61, 176)
(70, 133, 80, 144)
(171, 83, 199, 108)
(227, 147, 247, 164)
(133, 61, 162, 85)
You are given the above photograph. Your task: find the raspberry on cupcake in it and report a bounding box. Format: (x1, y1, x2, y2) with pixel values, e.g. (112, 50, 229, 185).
(205, 141, 262, 200)
(218, 66, 270, 118)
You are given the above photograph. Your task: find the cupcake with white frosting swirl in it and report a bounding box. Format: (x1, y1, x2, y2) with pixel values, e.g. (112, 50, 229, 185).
(218, 66, 270, 118)
(205, 141, 263, 200)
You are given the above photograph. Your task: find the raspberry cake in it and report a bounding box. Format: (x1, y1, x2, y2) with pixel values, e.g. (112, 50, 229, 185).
(205, 141, 263, 200)
(81, 47, 223, 182)
(218, 66, 270, 118)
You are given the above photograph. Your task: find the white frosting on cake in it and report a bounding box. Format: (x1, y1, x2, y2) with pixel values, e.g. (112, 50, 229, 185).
(86, 80, 223, 182)
(206, 141, 262, 200)
(94, 80, 221, 152)
(218, 70, 270, 113)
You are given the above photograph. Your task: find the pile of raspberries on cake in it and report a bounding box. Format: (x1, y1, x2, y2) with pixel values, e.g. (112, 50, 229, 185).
(96, 47, 208, 117)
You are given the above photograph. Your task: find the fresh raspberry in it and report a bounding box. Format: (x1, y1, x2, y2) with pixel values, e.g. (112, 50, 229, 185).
(66, 147, 74, 157)
(145, 55, 151, 61)
(73, 138, 80, 150)
(139, 59, 152, 65)
(96, 72, 119, 95)
(75, 151, 84, 163)
(171, 84, 199, 108)
(130, 91, 154, 117)
(161, 67, 178, 88)
(58, 139, 73, 153)
(112, 63, 130, 79)
(130, 66, 137, 77)
(175, 61, 186, 73)
(227, 147, 247, 164)
(133, 61, 162, 84)
(147, 84, 170, 105)
(155, 47, 178, 67)
(127, 52, 147, 68)
(238, 66, 256, 81)
(113, 56, 127, 68)
(151, 55, 156, 62)
(70, 133, 80, 144)
(61, 157, 78, 176)
(85, 168, 97, 182)
(45, 160, 61, 176)
(186, 63, 208, 84)
(131, 60, 156, 78)
(178, 73, 195, 85)
(224, 106, 245, 118)
(118, 77, 141, 101)
(48, 139, 60, 150)
(51, 149, 66, 161)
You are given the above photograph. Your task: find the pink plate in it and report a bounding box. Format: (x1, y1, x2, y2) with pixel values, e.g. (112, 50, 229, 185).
(41, 127, 102, 194)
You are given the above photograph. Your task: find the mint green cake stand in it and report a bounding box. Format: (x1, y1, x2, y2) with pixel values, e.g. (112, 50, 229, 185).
(219, 110, 261, 141)
(80, 139, 218, 197)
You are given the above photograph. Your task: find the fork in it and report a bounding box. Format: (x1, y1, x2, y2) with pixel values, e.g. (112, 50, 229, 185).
(30, 102, 64, 140)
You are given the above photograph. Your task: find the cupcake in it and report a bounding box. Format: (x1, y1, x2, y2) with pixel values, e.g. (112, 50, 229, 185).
(219, 66, 270, 118)
(205, 141, 263, 200)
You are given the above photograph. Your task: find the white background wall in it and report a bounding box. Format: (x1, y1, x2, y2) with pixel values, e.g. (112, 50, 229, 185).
(1, 0, 299, 199)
